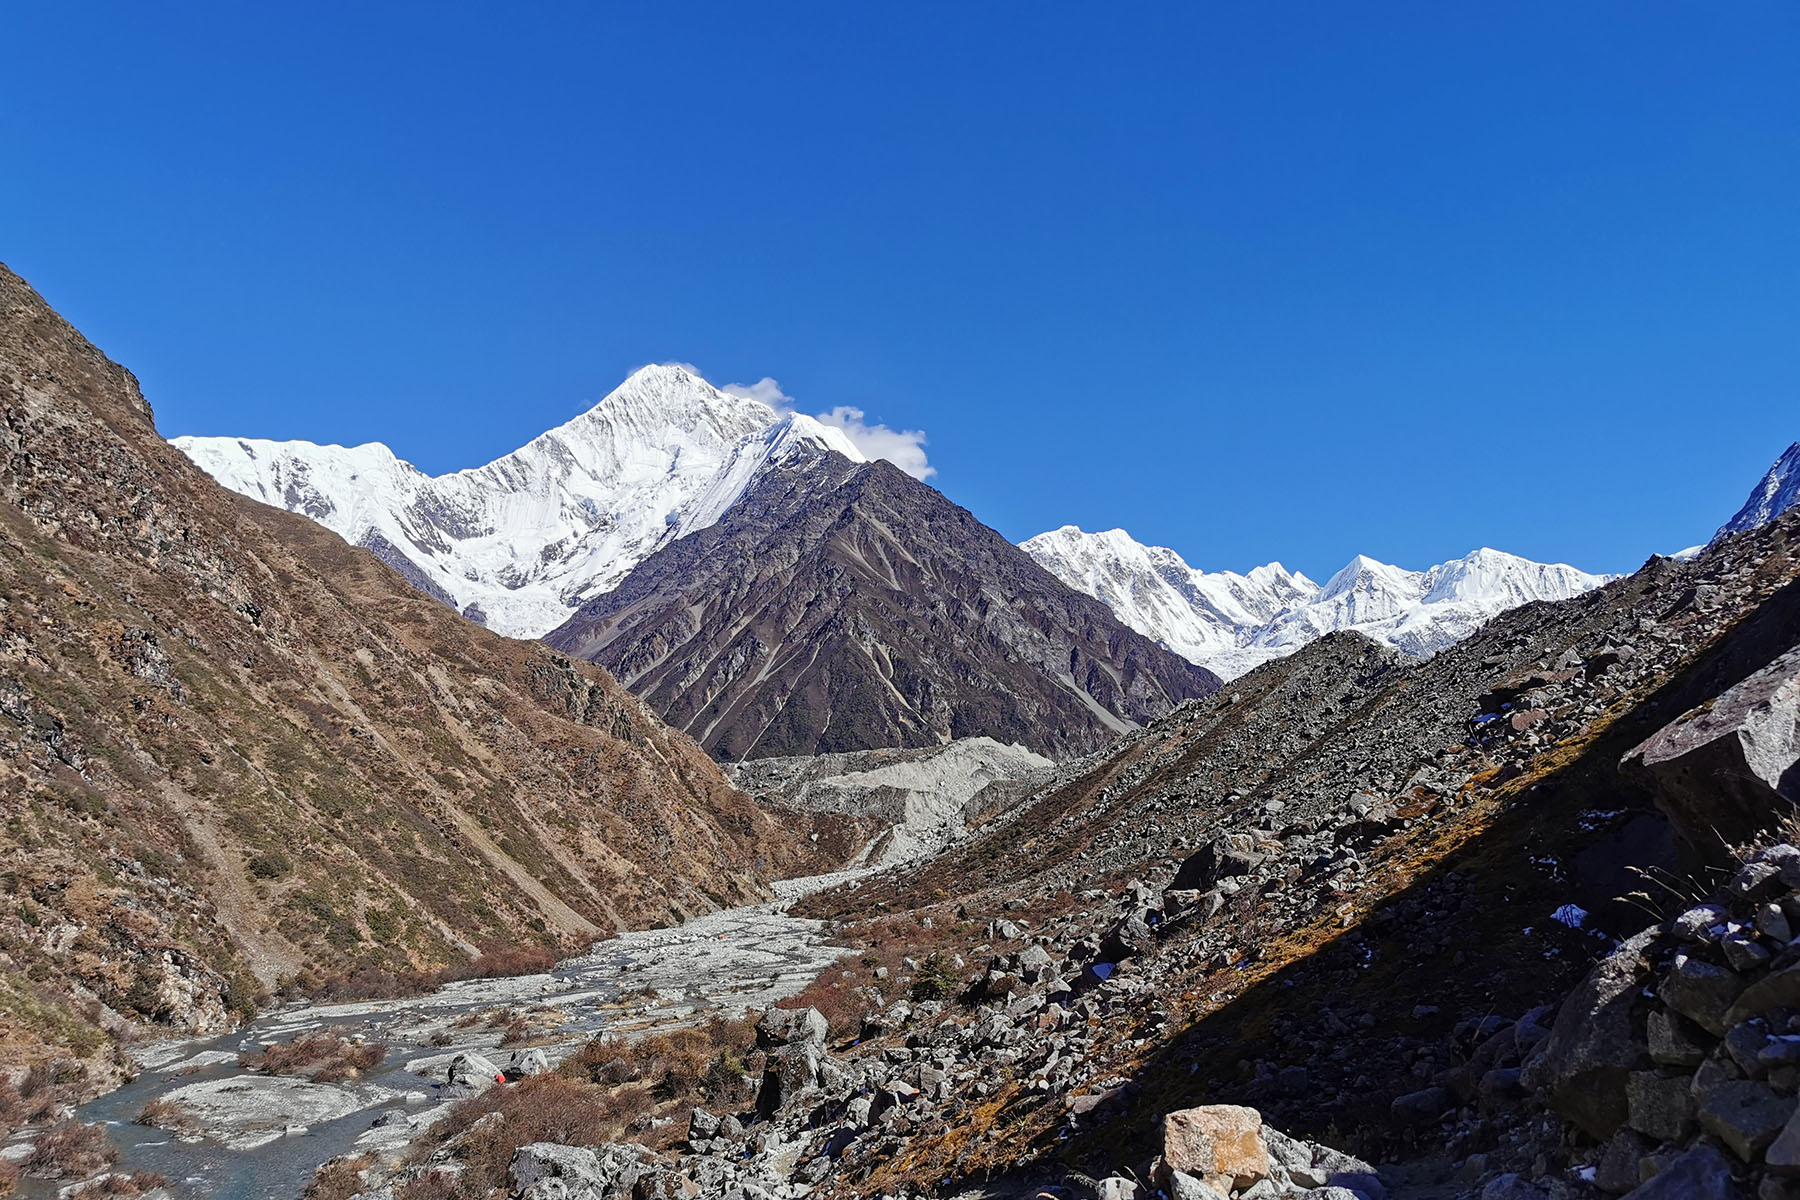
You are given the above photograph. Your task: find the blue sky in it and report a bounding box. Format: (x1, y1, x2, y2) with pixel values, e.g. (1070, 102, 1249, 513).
(4, 4, 1795, 578)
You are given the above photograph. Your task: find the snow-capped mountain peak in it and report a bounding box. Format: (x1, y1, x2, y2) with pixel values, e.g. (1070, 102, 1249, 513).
(174, 364, 867, 638)
(1022, 526, 1610, 680)
(1715, 441, 1800, 543)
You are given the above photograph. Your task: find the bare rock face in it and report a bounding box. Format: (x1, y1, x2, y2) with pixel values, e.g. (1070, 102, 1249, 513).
(1519, 928, 1657, 1139)
(1160, 1105, 1271, 1193)
(1622, 643, 1800, 859)
(546, 451, 1219, 761)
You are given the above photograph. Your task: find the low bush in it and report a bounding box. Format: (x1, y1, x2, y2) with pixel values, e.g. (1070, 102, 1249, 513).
(909, 951, 960, 1001)
(1, 1061, 89, 1135)
(309, 944, 559, 1004)
(64, 1172, 171, 1197)
(440, 946, 557, 982)
(395, 1170, 460, 1200)
(564, 1015, 754, 1105)
(303, 1155, 373, 1200)
(428, 1074, 639, 1197)
(240, 1030, 386, 1081)
(21, 1121, 116, 1179)
(135, 1096, 197, 1133)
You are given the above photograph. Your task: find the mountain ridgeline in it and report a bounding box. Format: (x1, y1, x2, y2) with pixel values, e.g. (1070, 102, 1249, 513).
(0, 264, 849, 1073)
(179, 367, 1220, 761)
(1022, 526, 1612, 681)
(544, 448, 1220, 760)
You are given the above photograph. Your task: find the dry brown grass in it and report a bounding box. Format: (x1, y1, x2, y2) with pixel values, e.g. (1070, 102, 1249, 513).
(134, 1096, 197, 1134)
(0, 1062, 90, 1137)
(20, 1121, 116, 1179)
(564, 1015, 754, 1104)
(776, 913, 974, 1040)
(395, 1169, 461, 1200)
(239, 1030, 386, 1081)
(440, 946, 557, 982)
(405, 1013, 758, 1197)
(303, 1154, 373, 1200)
(0, 1159, 18, 1196)
(62, 1172, 172, 1198)
(427, 1074, 643, 1198)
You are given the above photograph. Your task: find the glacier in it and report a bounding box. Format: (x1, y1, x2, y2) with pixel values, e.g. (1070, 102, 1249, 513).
(174, 364, 867, 638)
(1022, 526, 1611, 681)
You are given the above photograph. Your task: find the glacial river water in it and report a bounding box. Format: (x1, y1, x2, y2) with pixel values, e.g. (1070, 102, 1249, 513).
(19, 883, 860, 1200)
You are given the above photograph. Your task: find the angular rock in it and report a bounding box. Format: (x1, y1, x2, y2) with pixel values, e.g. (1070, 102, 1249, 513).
(755, 1041, 823, 1117)
(1769, 1106, 1800, 1177)
(1390, 1086, 1449, 1125)
(511, 1142, 611, 1194)
(1660, 954, 1748, 1036)
(1522, 928, 1656, 1137)
(1167, 1173, 1229, 1200)
(688, 1107, 720, 1143)
(1698, 1078, 1797, 1162)
(757, 1006, 828, 1050)
(1727, 965, 1800, 1028)
(1171, 834, 1265, 891)
(1617, 1144, 1737, 1198)
(1163, 1105, 1270, 1193)
(446, 1050, 507, 1097)
(1647, 1010, 1709, 1067)
(1596, 1129, 1653, 1196)
(1621, 644, 1800, 860)
(1625, 1070, 1696, 1141)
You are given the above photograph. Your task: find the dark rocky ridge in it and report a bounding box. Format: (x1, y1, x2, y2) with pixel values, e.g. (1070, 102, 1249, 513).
(776, 505, 1800, 1195)
(545, 449, 1219, 761)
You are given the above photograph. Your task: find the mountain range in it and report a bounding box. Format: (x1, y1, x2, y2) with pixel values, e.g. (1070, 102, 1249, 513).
(173, 365, 1800, 756)
(174, 365, 866, 638)
(178, 368, 1219, 760)
(1022, 528, 1611, 680)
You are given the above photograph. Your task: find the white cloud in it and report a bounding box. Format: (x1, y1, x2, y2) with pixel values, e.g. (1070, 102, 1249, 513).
(720, 376, 795, 410)
(723, 376, 935, 481)
(813, 405, 935, 480)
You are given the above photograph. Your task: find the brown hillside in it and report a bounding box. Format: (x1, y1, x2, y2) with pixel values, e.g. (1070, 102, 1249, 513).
(0, 263, 850, 1081)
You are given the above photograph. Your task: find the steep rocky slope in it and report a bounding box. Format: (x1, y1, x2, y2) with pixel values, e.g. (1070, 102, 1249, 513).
(1716, 440, 1800, 543)
(767, 505, 1800, 1196)
(545, 450, 1220, 761)
(0, 265, 850, 1080)
(1024, 525, 1609, 680)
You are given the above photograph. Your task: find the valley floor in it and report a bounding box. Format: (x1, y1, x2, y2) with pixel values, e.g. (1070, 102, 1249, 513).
(6, 878, 866, 1200)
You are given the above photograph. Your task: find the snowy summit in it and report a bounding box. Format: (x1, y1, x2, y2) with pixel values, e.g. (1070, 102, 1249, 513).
(174, 364, 866, 638)
(1022, 526, 1611, 680)
(1714, 441, 1800, 545)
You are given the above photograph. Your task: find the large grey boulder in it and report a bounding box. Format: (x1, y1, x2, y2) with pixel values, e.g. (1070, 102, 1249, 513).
(1521, 928, 1657, 1138)
(755, 1041, 823, 1117)
(446, 1051, 506, 1098)
(1698, 1078, 1796, 1162)
(1622, 644, 1800, 859)
(1171, 834, 1264, 891)
(756, 1006, 828, 1050)
(510, 1142, 612, 1198)
(1618, 1144, 1737, 1198)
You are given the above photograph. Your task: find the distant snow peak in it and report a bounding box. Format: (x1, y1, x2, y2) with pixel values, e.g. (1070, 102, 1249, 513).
(174, 363, 871, 639)
(1022, 526, 1609, 681)
(1715, 441, 1800, 543)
